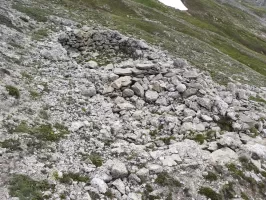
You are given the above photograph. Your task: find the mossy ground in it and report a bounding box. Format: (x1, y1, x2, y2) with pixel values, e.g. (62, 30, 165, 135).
(54, 172, 90, 184)
(6, 85, 20, 99)
(9, 174, 54, 200)
(11, 121, 69, 142)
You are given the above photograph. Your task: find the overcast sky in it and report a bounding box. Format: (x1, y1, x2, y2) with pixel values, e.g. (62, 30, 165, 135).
(158, 0, 188, 10)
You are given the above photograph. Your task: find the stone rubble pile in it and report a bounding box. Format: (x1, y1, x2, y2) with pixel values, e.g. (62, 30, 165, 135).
(1, 2, 266, 199)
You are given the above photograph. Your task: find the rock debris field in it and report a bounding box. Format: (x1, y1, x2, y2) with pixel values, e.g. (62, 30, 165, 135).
(1, 0, 266, 199)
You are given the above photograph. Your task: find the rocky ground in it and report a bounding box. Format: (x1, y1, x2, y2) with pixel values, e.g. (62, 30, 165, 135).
(1, 0, 266, 200)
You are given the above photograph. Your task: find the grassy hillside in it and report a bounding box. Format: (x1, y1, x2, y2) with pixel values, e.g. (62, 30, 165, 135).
(12, 0, 266, 86)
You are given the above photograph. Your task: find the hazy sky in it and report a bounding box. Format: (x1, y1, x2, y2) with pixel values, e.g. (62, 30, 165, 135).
(158, 0, 188, 10)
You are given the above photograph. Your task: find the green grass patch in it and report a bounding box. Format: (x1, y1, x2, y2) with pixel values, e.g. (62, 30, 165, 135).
(203, 171, 218, 182)
(9, 174, 54, 200)
(21, 72, 32, 80)
(39, 110, 49, 120)
(198, 187, 221, 200)
(220, 182, 235, 199)
(12, 122, 69, 142)
(55, 172, 90, 184)
(32, 28, 50, 41)
(12, 4, 48, 22)
(216, 116, 234, 132)
(29, 90, 40, 100)
(155, 172, 182, 187)
(6, 85, 20, 99)
(241, 192, 250, 200)
(160, 136, 176, 145)
(89, 153, 103, 167)
(249, 96, 266, 104)
(239, 156, 260, 173)
(0, 14, 21, 32)
(0, 139, 22, 152)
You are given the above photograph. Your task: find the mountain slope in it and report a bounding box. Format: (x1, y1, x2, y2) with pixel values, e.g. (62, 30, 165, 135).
(9, 0, 266, 86)
(1, 0, 266, 200)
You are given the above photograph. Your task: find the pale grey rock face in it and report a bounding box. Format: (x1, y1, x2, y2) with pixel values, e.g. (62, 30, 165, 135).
(122, 88, 134, 97)
(145, 90, 159, 101)
(136, 168, 149, 181)
(132, 82, 144, 97)
(82, 86, 96, 97)
(183, 70, 199, 79)
(70, 121, 84, 132)
(176, 84, 187, 93)
(111, 76, 132, 89)
(173, 58, 187, 68)
(112, 179, 126, 194)
(127, 193, 142, 200)
(136, 63, 155, 70)
(86, 60, 98, 69)
(214, 98, 229, 116)
(217, 132, 242, 149)
(245, 143, 266, 160)
(114, 68, 132, 75)
(198, 97, 212, 110)
(40, 44, 68, 61)
(91, 178, 108, 193)
(201, 114, 213, 122)
(111, 161, 128, 178)
(117, 102, 135, 110)
(210, 148, 238, 165)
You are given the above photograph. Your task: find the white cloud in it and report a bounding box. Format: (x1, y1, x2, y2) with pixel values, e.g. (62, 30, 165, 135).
(158, 0, 188, 10)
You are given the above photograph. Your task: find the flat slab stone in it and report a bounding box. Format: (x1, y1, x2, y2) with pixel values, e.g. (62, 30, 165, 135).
(114, 68, 132, 75)
(136, 63, 155, 70)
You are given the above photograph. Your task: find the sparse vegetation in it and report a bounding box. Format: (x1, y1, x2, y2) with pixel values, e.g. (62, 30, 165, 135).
(198, 187, 221, 200)
(220, 182, 235, 199)
(241, 192, 249, 200)
(21, 72, 32, 80)
(11, 121, 69, 142)
(216, 116, 234, 132)
(39, 110, 49, 120)
(89, 153, 103, 167)
(155, 172, 182, 187)
(0, 13, 21, 31)
(203, 171, 218, 182)
(0, 139, 22, 152)
(32, 28, 50, 41)
(249, 96, 266, 104)
(105, 189, 115, 199)
(29, 90, 40, 99)
(9, 174, 54, 200)
(12, 4, 48, 22)
(160, 136, 176, 145)
(6, 85, 20, 99)
(193, 134, 205, 144)
(239, 156, 259, 173)
(55, 172, 90, 184)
